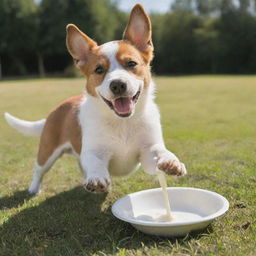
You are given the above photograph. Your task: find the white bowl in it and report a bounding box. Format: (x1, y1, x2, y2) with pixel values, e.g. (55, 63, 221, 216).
(111, 187, 229, 237)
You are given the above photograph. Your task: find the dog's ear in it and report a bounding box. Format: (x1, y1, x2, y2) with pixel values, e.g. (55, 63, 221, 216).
(66, 24, 97, 66)
(123, 4, 153, 52)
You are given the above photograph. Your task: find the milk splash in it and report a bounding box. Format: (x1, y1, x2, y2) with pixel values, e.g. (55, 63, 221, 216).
(134, 169, 203, 223)
(156, 169, 174, 222)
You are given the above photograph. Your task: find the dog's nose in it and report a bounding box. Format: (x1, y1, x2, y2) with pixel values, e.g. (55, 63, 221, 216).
(110, 80, 127, 95)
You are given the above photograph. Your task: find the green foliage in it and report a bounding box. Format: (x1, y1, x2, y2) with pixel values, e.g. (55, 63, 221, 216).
(1, 0, 256, 77)
(196, 0, 222, 15)
(194, 18, 220, 73)
(154, 2, 256, 74)
(0, 0, 37, 53)
(216, 10, 256, 73)
(154, 10, 201, 74)
(36, 0, 121, 74)
(38, 0, 119, 55)
(0, 0, 37, 75)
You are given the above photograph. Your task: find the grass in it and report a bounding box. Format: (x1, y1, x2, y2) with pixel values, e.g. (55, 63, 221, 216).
(0, 76, 255, 256)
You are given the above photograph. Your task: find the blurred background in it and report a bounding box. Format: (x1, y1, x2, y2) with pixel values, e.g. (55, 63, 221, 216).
(0, 0, 256, 79)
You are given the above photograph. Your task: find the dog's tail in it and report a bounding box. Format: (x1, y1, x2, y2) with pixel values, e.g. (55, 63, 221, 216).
(4, 112, 46, 137)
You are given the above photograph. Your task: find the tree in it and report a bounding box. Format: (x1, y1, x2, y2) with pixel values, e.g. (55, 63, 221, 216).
(239, 0, 250, 13)
(220, 0, 236, 14)
(0, 0, 37, 78)
(195, 0, 222, 15)
(194, 17, 220, 73)
(37, 0, 120, 75)
(155, 10, 201, 74)
(216, 9, 256, 73)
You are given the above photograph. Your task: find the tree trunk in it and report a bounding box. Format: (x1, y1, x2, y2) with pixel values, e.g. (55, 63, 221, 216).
(37, 52, 45, 78)
(0, 56, 2, 80)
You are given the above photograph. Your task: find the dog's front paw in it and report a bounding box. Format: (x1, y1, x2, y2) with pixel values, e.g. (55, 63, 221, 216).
(157, 157, 187, 176)
(83, 177, 111, 193)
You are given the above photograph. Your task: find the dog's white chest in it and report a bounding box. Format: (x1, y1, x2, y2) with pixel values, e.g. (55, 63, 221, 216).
(106, 123, 141, 176)
(79, 93, 159, 177)
(108, 147, 140, 176)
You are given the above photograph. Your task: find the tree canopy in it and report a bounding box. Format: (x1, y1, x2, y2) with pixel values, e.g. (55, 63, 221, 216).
(0, 0, 256, 78)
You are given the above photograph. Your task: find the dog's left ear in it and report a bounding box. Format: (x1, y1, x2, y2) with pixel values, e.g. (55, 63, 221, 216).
(66, 24, 97, 67)
(123, 4, 153, 52)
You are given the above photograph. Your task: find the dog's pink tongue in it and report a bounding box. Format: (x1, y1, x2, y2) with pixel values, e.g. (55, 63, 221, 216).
(114, 97, 133, 115)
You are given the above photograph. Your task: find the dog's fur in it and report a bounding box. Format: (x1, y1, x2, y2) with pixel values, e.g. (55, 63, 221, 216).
(4, 4, 186, 194)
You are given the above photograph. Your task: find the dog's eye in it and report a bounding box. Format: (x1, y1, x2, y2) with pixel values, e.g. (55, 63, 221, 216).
(95, 65, 105, 74)
(126, 61, 137, 69)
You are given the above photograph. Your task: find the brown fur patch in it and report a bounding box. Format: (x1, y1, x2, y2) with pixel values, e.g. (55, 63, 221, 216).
(79, 49, 110, 97)
(117, 41, 152, 87)
(66, 24, 110, 97)
(37, 95, 83, 166)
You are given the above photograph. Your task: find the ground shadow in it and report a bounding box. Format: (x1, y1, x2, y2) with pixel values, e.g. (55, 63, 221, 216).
(0, 187, 213, 255)
(0, 189, 33, 210)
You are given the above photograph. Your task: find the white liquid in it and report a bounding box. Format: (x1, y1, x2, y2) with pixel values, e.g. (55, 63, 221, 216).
(134, 170, 203, 223)
(156, 170, 174, 221)
(135, 210, 202, 223)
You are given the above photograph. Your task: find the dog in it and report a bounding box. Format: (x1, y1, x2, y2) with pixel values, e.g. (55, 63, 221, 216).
(4, 4, 186, 194)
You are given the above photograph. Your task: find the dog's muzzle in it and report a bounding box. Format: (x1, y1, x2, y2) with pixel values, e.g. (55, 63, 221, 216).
(101, 89, 141, 118)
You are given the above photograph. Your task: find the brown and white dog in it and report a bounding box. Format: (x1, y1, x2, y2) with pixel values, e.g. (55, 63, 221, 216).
(4, 4, 186, 194)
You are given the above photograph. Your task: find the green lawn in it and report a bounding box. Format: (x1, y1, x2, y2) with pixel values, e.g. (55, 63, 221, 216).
(0, 76, 255, 256)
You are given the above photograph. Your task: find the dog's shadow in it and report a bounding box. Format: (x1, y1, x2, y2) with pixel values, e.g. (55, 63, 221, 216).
(0, 187, 213, 255)
(0, 189, 33, 210)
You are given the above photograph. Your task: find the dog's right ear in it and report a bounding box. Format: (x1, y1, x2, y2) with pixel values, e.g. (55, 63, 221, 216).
(123, 4, 152, 51)
(66, 24, 97, 67)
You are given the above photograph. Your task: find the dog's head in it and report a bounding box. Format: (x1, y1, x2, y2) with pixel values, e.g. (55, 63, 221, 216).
(66, 4, 153, 118)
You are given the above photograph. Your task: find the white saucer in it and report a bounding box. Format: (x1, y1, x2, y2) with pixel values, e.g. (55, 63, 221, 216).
(111, 187, 229, 237)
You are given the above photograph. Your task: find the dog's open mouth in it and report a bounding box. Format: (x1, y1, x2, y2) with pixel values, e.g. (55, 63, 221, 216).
(101, 90, 141, 117)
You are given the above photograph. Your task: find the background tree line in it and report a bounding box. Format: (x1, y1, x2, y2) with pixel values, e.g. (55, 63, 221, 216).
(0, 0, 256, 79)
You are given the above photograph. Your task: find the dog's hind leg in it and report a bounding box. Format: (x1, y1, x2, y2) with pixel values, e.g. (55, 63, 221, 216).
(29, 162, 54, 195)
(27, 95, 83, 194)
(28, 143, 67, 194)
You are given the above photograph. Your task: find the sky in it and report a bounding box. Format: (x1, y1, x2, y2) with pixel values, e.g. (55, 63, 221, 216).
(34, 0, 173, 13)
(115, 0, 173, 13)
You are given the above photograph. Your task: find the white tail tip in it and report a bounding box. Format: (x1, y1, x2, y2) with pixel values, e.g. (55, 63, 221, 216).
(4, 112, 46, 137)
